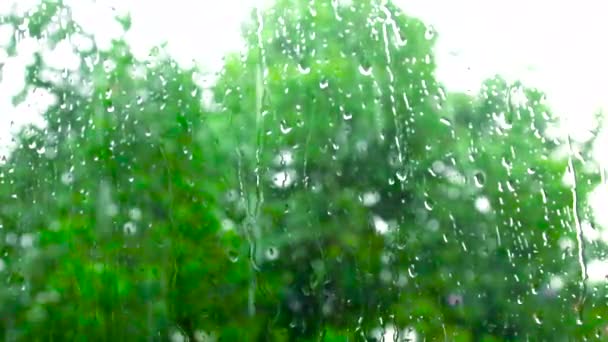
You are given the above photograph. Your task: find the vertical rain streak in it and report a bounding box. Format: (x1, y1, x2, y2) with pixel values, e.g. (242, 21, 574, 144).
(378, 4, 405, 179)
(566, 133, 588, 323)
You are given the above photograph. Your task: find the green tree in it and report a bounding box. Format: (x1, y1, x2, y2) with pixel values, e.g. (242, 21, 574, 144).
(215, 0, 605, 340)
(0, 2, 253, 340)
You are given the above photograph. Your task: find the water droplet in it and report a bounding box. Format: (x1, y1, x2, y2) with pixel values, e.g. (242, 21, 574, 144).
(319, 79, 329, 89)
(501, 156, 513, 170)
(227, 250, 239, 263)
(358, 64, 372, 76)
(396, 171, 407, 182)
(473, 172, 485, 187)
(297, 62, 311, 74)
(439, 117, 452, 126)
(265, 247, 279, 261)
(123, 222, 137, 235)
(343, 112, 352, 120)
(107, 106, 115, 113)
(280, 120, 292, 134)
(423, 199, 434, 211)
(424, 26, 435, 40)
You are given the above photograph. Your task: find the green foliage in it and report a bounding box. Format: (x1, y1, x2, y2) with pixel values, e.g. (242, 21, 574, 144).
(0, 0, 606, 340)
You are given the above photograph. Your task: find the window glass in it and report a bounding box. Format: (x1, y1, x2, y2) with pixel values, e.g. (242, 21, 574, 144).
(0, 0, 607, 340)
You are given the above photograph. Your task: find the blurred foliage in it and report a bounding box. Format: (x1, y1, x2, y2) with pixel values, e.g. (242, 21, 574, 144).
(0, 0, 606, 341)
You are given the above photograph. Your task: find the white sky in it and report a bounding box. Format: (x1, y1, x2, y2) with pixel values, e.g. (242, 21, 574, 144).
(1, 0, 607, 127)
(121, 0, 608, 124)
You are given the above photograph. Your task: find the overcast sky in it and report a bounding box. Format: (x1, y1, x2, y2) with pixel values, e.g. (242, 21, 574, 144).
(2, 0, 607, 127)
(117, 0, 608, 122)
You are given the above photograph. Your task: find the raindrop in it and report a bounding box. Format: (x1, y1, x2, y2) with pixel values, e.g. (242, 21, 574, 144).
(107, 105, 115, 113)
(439, 117, 452, 126)
(447, 294, 463, 307)
(358, 64, 372, 76)
(343, 112, 352, 120)
(123, 222, 137, 235)
(265, 247, 279, 261)
(424, 25, 435, 40)
(280, 120, 293, 134)
(473, 172, 485, 187)
(319, 79, 329, 89)
(501, 155, 513, 170)
(396, 171, 407, 182)
(423, 199, 434, 211)
(227, 250, 239, 263)
(297, 62, 311, 74)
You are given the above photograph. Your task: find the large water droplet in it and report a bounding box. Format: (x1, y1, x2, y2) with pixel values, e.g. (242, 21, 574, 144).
(319, 79, 329, 89)
(396, 171, 407, 182)
(123, 221, 137, 235)
(358, 64, 372, 76)
(298, 62, 311, 74)
(473, 171, 485, 187)
(227, 250, 239, 263)
(423, 199, 434, 211)
(280, 120, 293, 134)
(439, 117, 452, 126)
(265, 246, 279, 261)
(424, 26, 435, 40)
